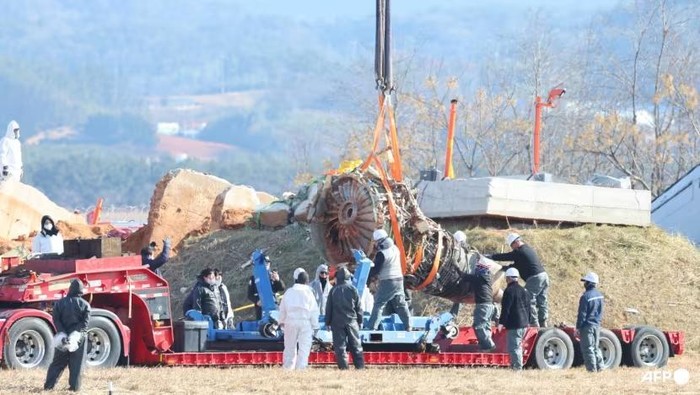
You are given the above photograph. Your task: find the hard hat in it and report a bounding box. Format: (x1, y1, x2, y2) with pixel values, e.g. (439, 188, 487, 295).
(293, 267, 306, 281)
(505, 233, 521, 246)
(505, 268, 520, 278)
(454, 231, 467, 244)
(373, 229, 389, 241)
(581, 272, 599, 284)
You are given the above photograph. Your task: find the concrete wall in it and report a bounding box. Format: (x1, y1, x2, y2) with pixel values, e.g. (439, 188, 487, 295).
(652, 166, 700, 245)
(417, 177, 651, 227)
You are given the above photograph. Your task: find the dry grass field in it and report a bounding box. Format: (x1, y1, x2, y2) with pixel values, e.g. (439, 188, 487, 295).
(1, 353, 698, 395)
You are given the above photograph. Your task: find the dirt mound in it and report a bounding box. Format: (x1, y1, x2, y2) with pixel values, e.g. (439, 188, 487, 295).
(123, 169, 232, 254)
(0, 238, 14, 255)
(164, 225, 323, 320)
(0, 179, 85, 240)
(211, 185, 259, 230)
(56, 221, 114, 240)
(124, 169, 277, 255)
(166, 224, 700, 351)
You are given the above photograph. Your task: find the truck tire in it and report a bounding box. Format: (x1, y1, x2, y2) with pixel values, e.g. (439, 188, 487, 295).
(598, 328, 623, 370)
(2, 317, 55, 369)
(85, 316, 121, 368)
(531, 328, 574, 369)
(573, 328, 622, 369)
(628, 326, 669, 368)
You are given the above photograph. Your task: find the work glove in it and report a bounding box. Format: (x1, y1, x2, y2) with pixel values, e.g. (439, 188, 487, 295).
(483, 254, 493, 259)
(163, 238, 172, 247)
(53, 332, 68, 351)
(66, 331, 82, 352)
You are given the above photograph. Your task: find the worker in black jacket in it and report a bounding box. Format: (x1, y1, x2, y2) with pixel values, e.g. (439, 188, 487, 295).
(498, 268, 530, 370)
(325, 267, 365, 369)
(488, 233, 549, 328)
(576, 272, 604, 372)
(461, 260, 496, 351)
(247, 255, 285, 320)
(192, 268, 222, 328)
(44, 279, 91, 392)
(141, 238, 171, 277)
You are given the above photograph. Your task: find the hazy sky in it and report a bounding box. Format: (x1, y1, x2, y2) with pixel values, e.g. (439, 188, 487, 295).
(233, 0, 620, 19)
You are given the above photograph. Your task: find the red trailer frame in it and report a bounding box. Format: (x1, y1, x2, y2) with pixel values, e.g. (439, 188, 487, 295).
(0, 256, 684, 369)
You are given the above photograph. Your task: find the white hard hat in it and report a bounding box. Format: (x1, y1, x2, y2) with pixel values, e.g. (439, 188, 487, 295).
(373, 229, 389, 241)
(505, 268, 520, 278)
(505, 233, 521, 246)
(454, 231, 467, 244)
(293, 267, 306, 281)
(581, 272, 599, 284)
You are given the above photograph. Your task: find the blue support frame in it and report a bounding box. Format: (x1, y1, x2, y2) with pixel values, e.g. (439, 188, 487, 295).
(186, 249, 284, 342)
(184, 247, 457, 348)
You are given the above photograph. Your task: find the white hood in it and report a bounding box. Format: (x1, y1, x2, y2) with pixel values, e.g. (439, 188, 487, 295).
(5, 121, 19, 139)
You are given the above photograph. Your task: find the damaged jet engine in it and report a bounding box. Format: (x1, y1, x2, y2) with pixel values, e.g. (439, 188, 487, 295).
(293, 169, 505, 304)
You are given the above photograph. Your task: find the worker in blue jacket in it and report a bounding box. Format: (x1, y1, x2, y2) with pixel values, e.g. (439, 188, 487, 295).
(576, 272, 604, 372)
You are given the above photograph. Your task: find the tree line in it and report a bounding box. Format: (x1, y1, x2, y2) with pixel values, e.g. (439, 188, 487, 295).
(335, 0, 700, 197)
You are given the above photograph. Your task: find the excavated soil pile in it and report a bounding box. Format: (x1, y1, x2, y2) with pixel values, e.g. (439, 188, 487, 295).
(167, 224, 700, 351)
(123, 169, 280, 256)
(56, 221, 114, 240)
(164, 225, 323, 320)
(0, 180, 85, 240)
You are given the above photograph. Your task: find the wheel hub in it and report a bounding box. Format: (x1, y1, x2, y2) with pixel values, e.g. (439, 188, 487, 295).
(599, 338, 614, 368)
(13, 330, 45, 368)
(543, 338, 567, 368)
(86, 328, 112, 367)
(638, 336, 661, 365)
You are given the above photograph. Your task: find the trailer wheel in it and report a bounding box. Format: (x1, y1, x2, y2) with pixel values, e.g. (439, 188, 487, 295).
(628, 326, 669, 368)
(598, 328, 622, 370)
(2, 318, 55, 369)
(85, 316, 121, 369)
(532, 328, 574, 369)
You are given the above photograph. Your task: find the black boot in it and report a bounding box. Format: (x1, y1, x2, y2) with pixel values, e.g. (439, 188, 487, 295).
(539, 320, 547, 328)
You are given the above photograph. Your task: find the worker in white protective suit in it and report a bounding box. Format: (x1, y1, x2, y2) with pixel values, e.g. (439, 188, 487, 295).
(32, 215, 64, 255)
(309, 263, 331, 316)
(278, 268, 319, 370)
(0, 120, 22, 182)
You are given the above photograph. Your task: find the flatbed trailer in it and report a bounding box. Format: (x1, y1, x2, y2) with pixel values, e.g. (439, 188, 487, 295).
(0, 256, 684, 370)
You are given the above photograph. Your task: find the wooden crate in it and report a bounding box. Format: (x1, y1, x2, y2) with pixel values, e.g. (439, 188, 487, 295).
(63, 238, 122, 259)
